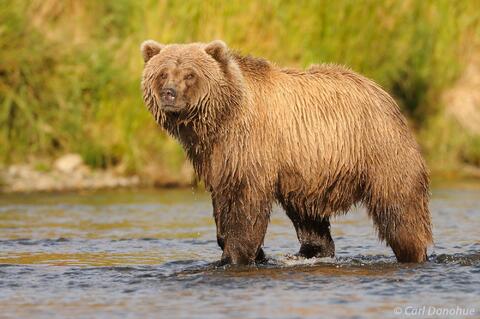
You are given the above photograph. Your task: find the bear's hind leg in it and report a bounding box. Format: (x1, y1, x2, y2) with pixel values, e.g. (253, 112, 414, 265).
(369, 200, 432, 263)
(286, 207, 335, 258)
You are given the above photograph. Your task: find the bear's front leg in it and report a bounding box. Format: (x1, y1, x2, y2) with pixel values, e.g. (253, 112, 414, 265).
(296, 217, 335, 258)
(285, 206, 335, 258)
(214, 201, 266, 261)
(212, 191, 271, 265)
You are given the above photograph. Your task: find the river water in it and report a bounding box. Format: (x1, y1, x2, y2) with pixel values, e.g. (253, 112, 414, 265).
(0, 181, 479, 318)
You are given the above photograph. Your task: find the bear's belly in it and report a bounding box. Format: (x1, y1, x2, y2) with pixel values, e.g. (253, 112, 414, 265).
(275, 168, 364, 217)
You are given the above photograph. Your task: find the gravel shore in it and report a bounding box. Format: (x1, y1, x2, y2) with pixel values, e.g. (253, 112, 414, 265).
(0, 154, 141, 193)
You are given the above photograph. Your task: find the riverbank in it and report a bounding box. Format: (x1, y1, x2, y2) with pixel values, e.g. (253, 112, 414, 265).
(0, 154, 194, 194)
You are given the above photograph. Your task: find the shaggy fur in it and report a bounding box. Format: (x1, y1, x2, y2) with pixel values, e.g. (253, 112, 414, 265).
(141, 40, 433, 265)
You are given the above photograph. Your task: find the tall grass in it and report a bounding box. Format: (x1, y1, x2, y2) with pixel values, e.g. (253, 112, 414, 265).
(1, 0, 479, 177)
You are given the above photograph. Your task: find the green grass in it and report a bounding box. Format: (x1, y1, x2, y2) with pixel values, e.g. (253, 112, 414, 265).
(1, 0, 479, 178)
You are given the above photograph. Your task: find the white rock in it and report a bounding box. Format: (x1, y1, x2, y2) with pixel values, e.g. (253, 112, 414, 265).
(54, 154, 84, 173)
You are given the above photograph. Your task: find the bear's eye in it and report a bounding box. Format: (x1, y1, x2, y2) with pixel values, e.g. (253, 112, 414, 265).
(185, 73, 195, 81)
(160, 72, 168, 80)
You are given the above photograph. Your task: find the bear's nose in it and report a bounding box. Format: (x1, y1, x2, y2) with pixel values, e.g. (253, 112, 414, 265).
(160, 88, 177, 103)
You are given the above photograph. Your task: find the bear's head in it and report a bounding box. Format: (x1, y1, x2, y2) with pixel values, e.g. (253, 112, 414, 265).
(141, 40, 243, 133)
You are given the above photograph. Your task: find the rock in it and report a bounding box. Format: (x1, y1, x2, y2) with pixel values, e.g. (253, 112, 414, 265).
(34, 174, 57, 191)
(54, 154, 84, 173)
(7, 165, 31, 178)
(443, 53, 480, 134)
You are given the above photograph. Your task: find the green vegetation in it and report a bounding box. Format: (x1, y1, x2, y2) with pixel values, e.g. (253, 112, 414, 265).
(1, 0, 479, 178)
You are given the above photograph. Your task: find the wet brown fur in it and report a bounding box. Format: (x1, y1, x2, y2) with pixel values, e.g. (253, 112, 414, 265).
(141, 40, 433, 265)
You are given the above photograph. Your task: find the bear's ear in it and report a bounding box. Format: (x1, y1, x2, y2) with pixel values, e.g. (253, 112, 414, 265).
(141, 40, 164, 63)
(205, 40, 229, 66)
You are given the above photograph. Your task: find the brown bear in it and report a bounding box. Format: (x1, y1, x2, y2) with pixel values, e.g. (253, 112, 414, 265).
(140, 40, 433, 265)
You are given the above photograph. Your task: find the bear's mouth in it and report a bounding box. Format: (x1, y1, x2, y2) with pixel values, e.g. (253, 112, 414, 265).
(161, 105, 183, 113)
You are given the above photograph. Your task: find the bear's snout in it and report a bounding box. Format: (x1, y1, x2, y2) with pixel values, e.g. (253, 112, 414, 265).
(160, 87, 177, 105)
